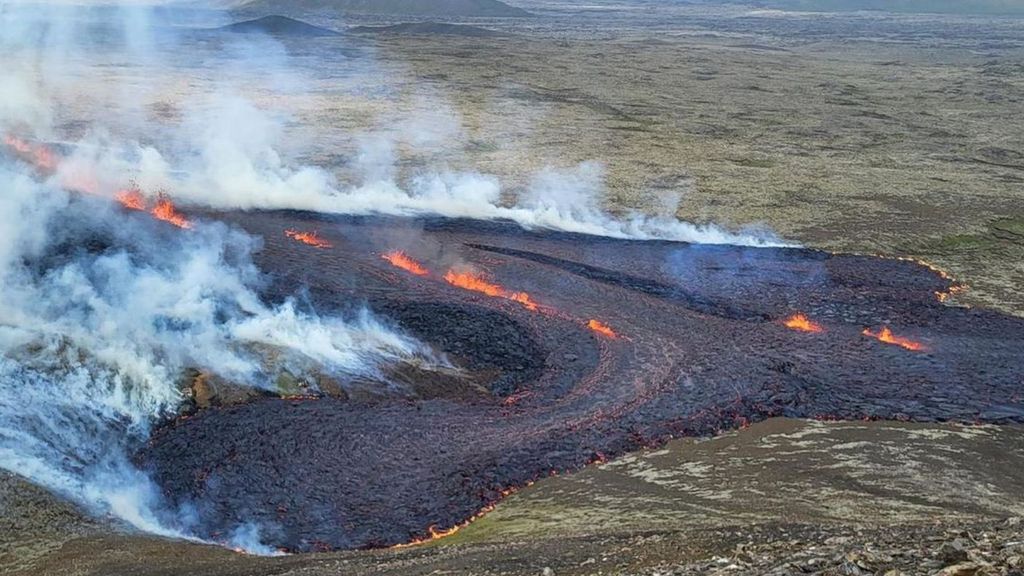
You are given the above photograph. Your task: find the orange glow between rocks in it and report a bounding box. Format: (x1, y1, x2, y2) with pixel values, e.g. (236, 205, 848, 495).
(782, 313, 824, 333)
(587, 319, 617, 338)
(507, 292, 539, 312)
(391, 485, 529, 549)
(151, 196, 192, 229)
(115, 187, 146, 211)
(862, 326, 926, 352)
(3, 134, 57, 172)
(443, 270, 504, 297)
(443, 269, 540, 312)
(382, 251, 429, 276)
(284, 229, 332, 249)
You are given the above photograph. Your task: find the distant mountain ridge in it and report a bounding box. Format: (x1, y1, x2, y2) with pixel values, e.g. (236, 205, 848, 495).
(233, 0, 530, 17)
(350, 22, 505, 36)
(747, 0, 1024, 15)
(219, 15, 341, 36)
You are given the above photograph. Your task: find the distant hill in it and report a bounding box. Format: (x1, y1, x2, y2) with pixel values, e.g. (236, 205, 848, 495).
(350, 22, 504, 36)
(218, 15, 341, 36)
(234, 0, 530, 17)
(752, 0, 1024, 15)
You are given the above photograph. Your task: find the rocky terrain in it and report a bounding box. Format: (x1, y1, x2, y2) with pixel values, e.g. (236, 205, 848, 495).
(127, 211, 1024, 552)
(6, 419, 1024, 575)
(3, 2, 1024, 575)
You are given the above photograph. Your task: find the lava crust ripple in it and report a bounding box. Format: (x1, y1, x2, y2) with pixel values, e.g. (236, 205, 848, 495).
(140, 211, 1024, 552)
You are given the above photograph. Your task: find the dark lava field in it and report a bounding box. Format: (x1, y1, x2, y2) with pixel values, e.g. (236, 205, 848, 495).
(140, 210, 1024, 552)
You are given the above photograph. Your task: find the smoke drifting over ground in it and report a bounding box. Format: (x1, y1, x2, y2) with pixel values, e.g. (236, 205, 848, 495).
(0, 0, 787, 553)
(0, 161, 437, 550)
(2, 1, 785, 247)
(0, 3, 443, 553)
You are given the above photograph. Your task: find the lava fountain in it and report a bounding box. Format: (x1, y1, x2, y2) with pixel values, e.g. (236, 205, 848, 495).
(151, 196, 192, 229)
(782, 313, 824, 333)
(115, 186, 147, 211)
(382, 251, 429, 276)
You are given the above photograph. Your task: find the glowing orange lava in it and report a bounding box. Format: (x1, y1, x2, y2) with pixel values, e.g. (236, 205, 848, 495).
(587, 319, 617, 338)
(382, 251, 428, 276)
(115, 187, 146, 211)
(443, 270, 504, 297)
(284, 229, 332, 249)
(151, 196, 192, 229)
(936, 284, 967, 303)
(862, 326, 926, 352)
(4, 134, 58, 171)
(392, 484, 531, 548)
(782, 313, 824, 333)
(508, 292, 539, 311)
(443, 269, 540, 311)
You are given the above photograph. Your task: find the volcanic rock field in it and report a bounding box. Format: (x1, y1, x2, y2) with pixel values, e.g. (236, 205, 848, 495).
(140, 210, 1024, 552)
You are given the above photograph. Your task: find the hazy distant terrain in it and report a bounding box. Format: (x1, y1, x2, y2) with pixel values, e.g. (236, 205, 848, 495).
(232, 0, 530, 17)
(744, 0, 1024, 15)
(219, 14, 341, 35)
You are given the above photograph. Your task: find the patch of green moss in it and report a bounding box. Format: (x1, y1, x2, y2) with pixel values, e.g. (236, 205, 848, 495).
(609, 123, 653, 133)
(992, 217, 1024, 239)
(729, 157, 776, 168)
(931, 233, 997, 251)
(274, 371, 307, 396)
(430, 501, 578, 547)
(466, 140, 499, 153)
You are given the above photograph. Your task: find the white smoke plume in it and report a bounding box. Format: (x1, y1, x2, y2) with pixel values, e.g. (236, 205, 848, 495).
(104, 96, 787, 246)
(0, 0, 789, 554)
(0, 3, 439, 554)
(0, 160, 437, 551)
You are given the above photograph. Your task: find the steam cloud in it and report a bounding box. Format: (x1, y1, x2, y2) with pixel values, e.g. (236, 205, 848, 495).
(0, 0, 788, 554)
(0, 162, 437, 550)
(86, 100, 787, 246)
(0, 3, 437, 553)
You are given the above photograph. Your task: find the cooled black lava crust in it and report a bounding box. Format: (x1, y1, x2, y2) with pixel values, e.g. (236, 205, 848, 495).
(141, 211, 1024, 552)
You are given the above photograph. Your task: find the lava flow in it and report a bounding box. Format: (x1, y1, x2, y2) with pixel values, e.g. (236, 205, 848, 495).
(587, 319, 617, 338)
(141, 213, 1024, 553)
(3, 134, 58, 172)
(117, 185, 195, 230)
(4, 135, 194, 230)
(382, 251, 429, 276)
(782, 313, 824, 333)
(444, 269, 539, 311)
(392, 484, 529, 549)
(862, 326, 927, 351)
(444, 270, 504, 297)
(508, 292, 539, 311)
(151, 196, 192, 229)
(115, 187, 146, 211)
(937, 284, 968, 303)
(285, 229, 332, 249)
